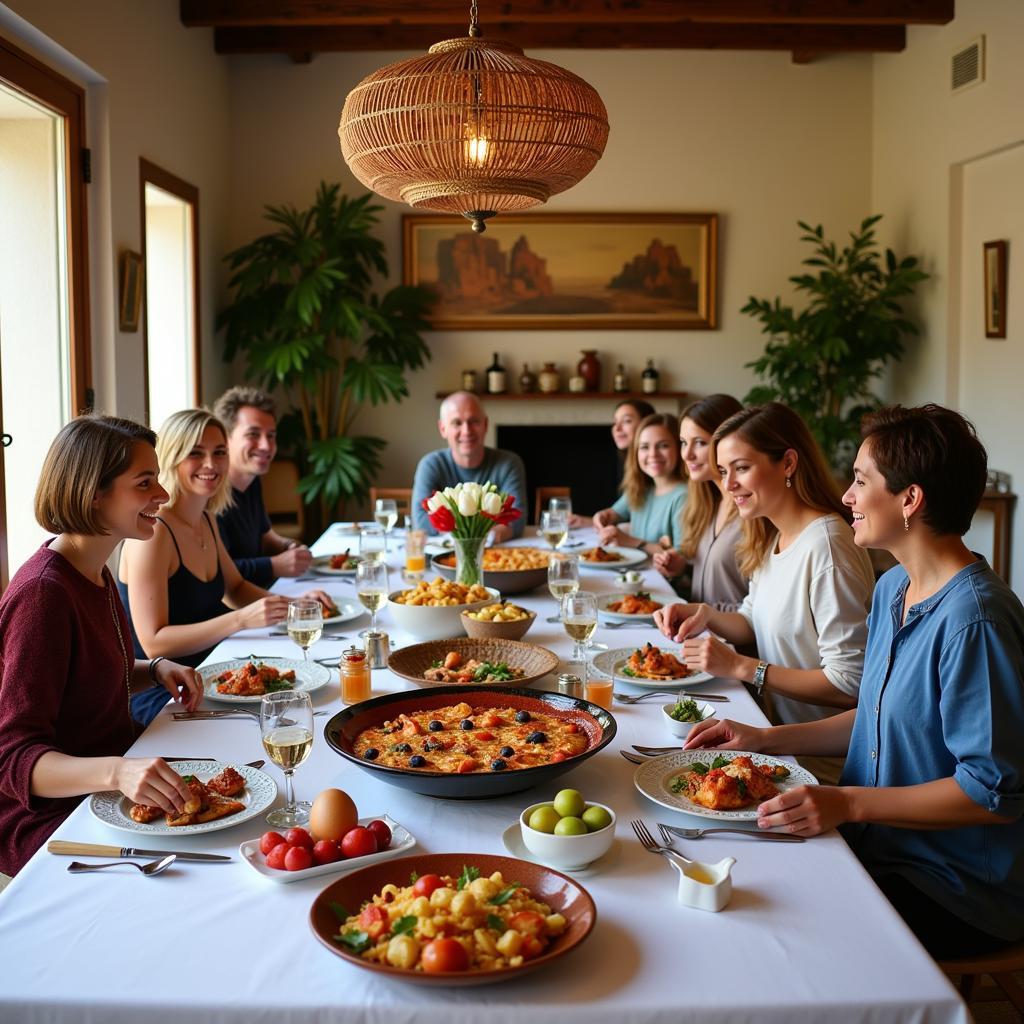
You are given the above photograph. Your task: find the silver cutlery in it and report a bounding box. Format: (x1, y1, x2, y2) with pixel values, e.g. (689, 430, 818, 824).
(620, 750, 645, 764)
(545, 615, 560, 624)
(631, 819, 693, 865)
(173, 710, 327, 721)
(614, 690, 730, 703)
(67, 854, 176, 876)
(604, 620, 656, 630)
(50, 842, 230, 862)
(659, 822, 804, 844)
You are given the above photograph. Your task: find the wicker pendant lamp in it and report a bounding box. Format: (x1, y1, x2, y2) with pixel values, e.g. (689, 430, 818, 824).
(338, 1, 609, 233)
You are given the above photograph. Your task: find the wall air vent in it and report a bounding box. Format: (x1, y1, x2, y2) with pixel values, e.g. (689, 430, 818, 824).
(951, 36, 985, 94)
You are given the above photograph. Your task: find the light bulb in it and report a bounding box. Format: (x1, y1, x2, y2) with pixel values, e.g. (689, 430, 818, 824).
(465, 134, 489, 165)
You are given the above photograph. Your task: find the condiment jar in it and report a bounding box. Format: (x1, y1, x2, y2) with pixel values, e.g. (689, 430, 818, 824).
(340, 645, 371, 704)
(538, 362, 561, 393)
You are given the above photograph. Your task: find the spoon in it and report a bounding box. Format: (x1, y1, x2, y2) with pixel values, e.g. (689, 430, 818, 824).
(67, 854, 176, 876)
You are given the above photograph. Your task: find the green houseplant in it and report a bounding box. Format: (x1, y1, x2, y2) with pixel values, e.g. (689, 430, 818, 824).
(217, 183, 434, 528)
(742, 215, 928, 472)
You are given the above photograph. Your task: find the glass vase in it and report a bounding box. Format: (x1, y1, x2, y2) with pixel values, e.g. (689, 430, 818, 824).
(452, 535, 487, 588)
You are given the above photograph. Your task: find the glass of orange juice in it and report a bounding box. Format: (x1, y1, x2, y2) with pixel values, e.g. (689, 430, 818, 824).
(404, 528, 426, 582)
(585, 677, 613, 710)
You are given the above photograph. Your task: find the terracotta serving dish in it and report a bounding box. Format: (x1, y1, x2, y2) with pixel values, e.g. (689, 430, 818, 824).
(387, 637, 557, 687)
(431, 552, 550, 595)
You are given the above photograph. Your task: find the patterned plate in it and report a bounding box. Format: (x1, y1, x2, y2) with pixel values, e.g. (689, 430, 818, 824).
(89, 760, 278, 836)
(633, 750, 817, 821)
(199, 657, 331, 704)
(589, 647, 714, 689)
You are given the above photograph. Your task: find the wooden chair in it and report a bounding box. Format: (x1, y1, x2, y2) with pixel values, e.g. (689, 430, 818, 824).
(262, 459, 305, 542)
(939, 942, 1024, 1019)
(534, 486, 571, 525)
(369, 487, 413, 522)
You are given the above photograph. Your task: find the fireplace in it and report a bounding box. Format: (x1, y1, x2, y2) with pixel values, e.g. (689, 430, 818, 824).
(496, 424, 621, 522)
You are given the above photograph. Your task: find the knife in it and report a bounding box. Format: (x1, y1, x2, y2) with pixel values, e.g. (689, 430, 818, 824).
(47, 840, 231, 862)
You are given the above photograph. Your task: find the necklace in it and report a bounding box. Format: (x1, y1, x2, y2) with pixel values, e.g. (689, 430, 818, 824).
(106, 576, 136, 734)
(170, 508, 208, 551)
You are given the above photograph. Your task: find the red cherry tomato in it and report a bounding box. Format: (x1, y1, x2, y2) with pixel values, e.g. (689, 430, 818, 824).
(259, 830, 287, 856)
(357, 904, 388, 939)
(283, 845, 313, 871)
(550, 750, 569, 763)
(265, 843, 289, 870)
(284, 827, 313, 849)
(474, 731, 494, 741)
(366, 819, 392, 851)
(411, 873, 444, 898)
(421, 937, 470, 973)
(340, 826, 378, 860)
(312, 839, 341, 865)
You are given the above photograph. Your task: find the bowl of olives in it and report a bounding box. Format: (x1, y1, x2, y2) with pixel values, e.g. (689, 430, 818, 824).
(520, 789, 616, 870)
(662, 699, 716, 738)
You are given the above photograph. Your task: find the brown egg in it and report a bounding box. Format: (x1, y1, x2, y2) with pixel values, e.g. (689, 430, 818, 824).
(309, 788, 359, 842)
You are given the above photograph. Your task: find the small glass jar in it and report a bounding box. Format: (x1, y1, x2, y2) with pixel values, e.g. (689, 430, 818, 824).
(462, 369, 478, 392)
(568, 374, 586, 393)
(340, 645, 371, 704)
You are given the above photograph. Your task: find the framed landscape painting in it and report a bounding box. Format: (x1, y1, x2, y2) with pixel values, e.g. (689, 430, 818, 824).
(402, 212, 718, 330)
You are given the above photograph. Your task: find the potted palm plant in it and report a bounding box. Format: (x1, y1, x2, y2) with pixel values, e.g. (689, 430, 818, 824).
(742, 215, 929, 473)
(217, 183, 434, 531)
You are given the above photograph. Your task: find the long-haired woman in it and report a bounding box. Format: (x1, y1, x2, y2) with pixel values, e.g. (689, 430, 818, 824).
(0, 416, 202, 878)
(118, 408, 328, 726)
(653, 394, 747, 608)
(654, 402, 874, 726)
(683, 405, 1024, 960)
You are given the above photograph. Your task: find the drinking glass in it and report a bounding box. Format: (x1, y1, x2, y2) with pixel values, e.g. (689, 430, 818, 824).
(286, 599, 322, 663)
(260, 691, 314, 827)
(540, 509, 569, 551)
(356, 558, 389, 634)
(359, 525, 386, 562)
(547, 553, 580, 603)
(561, 590, 597, 685)
(549, 495, 573, 520)
(374, 498, 398, 552)
(404, 528, 427, 583)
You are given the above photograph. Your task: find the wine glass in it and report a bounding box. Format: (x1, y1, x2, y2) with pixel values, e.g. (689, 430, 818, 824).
(374, 498, 398, 552)
(356, 558, 389, 634)
(547, 553, 580, 604)
(359, 525, 385, 563)
(286, 599, 322, 663)
(549, 495, 573, 520)
(561, 590, 597, 685)
(260, 691, 314, 828)
(540, 509, 569, 551)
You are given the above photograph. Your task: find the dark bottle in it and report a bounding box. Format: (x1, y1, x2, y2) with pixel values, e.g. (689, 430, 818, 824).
(613, 363, 629, 393)
(641, 359, 659, 395)
(486, 352, 506, 394)
(519, 363, 537, 393)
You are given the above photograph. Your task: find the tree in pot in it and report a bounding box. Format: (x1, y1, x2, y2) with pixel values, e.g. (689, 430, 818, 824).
(217, 183, 434, 532)
(741, 215, 929, 473)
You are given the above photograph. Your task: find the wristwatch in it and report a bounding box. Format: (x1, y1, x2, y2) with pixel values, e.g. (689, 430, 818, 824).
(752, 661, 769, 695)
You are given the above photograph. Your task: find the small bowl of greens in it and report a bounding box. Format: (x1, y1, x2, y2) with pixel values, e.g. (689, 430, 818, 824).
(662, 699, 715, 738)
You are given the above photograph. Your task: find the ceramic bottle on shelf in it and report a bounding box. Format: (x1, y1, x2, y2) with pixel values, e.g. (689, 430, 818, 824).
(613, 363, 630, 393)
(577, 350, 601, 391)
(519, 363, 537, 393)
(538, 363, 561, 393)
(641, 359, 659, 394)
(461, 368, 478, 392)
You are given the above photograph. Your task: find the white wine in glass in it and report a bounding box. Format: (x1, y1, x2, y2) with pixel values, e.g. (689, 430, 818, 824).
(540, 509, 569, 551)
(547, 554, 580, 602)
(561, 590, 598, 684)
(356, 558, 389, 633)
(260, 691, 314, 828)
(374, 498, 398, 552)
(287, 599, 322, 662)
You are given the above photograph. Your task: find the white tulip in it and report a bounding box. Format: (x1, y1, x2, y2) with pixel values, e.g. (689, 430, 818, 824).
(457, 489, 479, 516)
(464, 482, 483, 503)
(426, 491, 446, 512)
(481, 491, 503, 515)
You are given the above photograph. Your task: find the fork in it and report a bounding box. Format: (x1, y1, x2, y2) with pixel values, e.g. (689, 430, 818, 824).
(614, 690, 730, 703)
(604, 620, 655, 631)
(630, 819, 693, 867)
(659, 822, 804, 844)
(619, 750, 645, 764)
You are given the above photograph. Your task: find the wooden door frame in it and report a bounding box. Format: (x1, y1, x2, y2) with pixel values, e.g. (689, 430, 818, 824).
(139, 158, 201, 424)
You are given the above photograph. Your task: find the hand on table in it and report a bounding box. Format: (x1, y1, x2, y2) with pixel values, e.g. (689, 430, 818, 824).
(653, 601, 710, 642)
(155, 659, 203, 712)
(271, 544, 312, 577)
(683, 716, 768, 751)
(681, 634, 744, 679)
(756, 785, 852, 837)
(236, 595, 291, 630)
(114, 758, 193, 814)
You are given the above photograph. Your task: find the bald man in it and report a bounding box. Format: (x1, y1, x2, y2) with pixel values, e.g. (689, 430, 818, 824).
(411, 391, 527, 542)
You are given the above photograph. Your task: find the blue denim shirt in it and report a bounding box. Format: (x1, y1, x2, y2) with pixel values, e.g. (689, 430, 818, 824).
(840, 560, 1024, 940)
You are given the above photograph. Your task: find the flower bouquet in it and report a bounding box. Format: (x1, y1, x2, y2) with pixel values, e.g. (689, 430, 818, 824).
(422, 482, 521, 586)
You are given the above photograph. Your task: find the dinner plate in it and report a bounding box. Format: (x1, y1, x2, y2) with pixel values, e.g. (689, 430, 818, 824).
(271, 597, 365, 632)
(89, 760, 278, 836)
(310, 553, 364, 576)
(199, 657, 331, 704)
(589, 647, 714, 689)
(577, 546, 648, 570)
(633, 750, 817, 821)
(596, 592, 665, 623)
(239, 814, 415, 884)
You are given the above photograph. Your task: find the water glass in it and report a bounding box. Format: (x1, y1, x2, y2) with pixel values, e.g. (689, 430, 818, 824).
(549, 495, 573, 520)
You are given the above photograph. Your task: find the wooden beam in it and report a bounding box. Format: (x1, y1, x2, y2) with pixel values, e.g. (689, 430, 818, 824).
(184, 0, 953, 28)
(214, 21, 906, 53)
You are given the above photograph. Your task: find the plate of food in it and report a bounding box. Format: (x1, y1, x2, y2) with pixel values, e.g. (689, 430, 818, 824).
(387, 637, 559, 688)
(89, 760, 278, 836)
(272, 596, 364, 632)
(634, 750, 816, 821)
(310, 550, 364, 575)
(308, 852, 597, 985)
(199, 657, 331, 704)
(589, 644, 714, 689)
(597, 591, 664, 623)
(578, 545, 648, 570)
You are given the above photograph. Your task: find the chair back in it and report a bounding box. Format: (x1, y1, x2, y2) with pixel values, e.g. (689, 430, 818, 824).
(533, 486, 571, 526)
(369, 487, 413, 522)
(262, 459, 305, 541)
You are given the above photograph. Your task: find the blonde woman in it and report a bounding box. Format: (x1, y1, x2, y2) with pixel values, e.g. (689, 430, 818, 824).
(653, 394, 747, 608)
(654, 402, 874, 727)
(118, 408, 328, 725)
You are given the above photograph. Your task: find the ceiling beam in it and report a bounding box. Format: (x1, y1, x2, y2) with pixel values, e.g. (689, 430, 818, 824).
(214, 21, 906, 53)
(184, 0, 952, 29)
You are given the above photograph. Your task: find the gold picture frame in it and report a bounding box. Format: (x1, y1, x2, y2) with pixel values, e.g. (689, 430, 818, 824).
(118, 249, 144, 332)
(983, 240, 1008, 339)
(403, 212, 718, 330)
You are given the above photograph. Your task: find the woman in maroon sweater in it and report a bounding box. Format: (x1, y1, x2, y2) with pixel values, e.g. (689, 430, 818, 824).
(0, 416, 203, 878)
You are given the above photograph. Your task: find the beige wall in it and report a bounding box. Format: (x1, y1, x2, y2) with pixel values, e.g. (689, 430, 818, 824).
(225, 47, 873, 497)
(1, 0, 230, 422)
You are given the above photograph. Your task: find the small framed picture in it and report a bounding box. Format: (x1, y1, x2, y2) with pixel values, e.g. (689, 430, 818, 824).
(983, 240, 1007, 339)
(119, 250, 144, 332)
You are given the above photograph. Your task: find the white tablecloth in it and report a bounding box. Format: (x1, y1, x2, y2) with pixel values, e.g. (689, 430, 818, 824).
(0, 527, 966, 1024)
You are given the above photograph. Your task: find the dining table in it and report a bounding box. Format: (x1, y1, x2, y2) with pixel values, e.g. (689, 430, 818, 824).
(0, 524, 968, 1024)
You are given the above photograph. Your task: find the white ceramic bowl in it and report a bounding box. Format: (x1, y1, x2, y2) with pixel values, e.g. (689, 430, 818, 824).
(662, 701, 716, 739)
(614, 570, 645, 595)
(385, 586, 501, 641)
(519, 801, 616, 870)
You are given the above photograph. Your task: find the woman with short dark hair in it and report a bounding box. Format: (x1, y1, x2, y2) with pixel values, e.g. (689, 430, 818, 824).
(683, 404, 1024, 959)
(0, 416, 202, 878)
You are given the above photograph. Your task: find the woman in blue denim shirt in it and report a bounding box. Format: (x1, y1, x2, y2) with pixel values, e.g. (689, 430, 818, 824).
(684, 404, 1024, 959)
